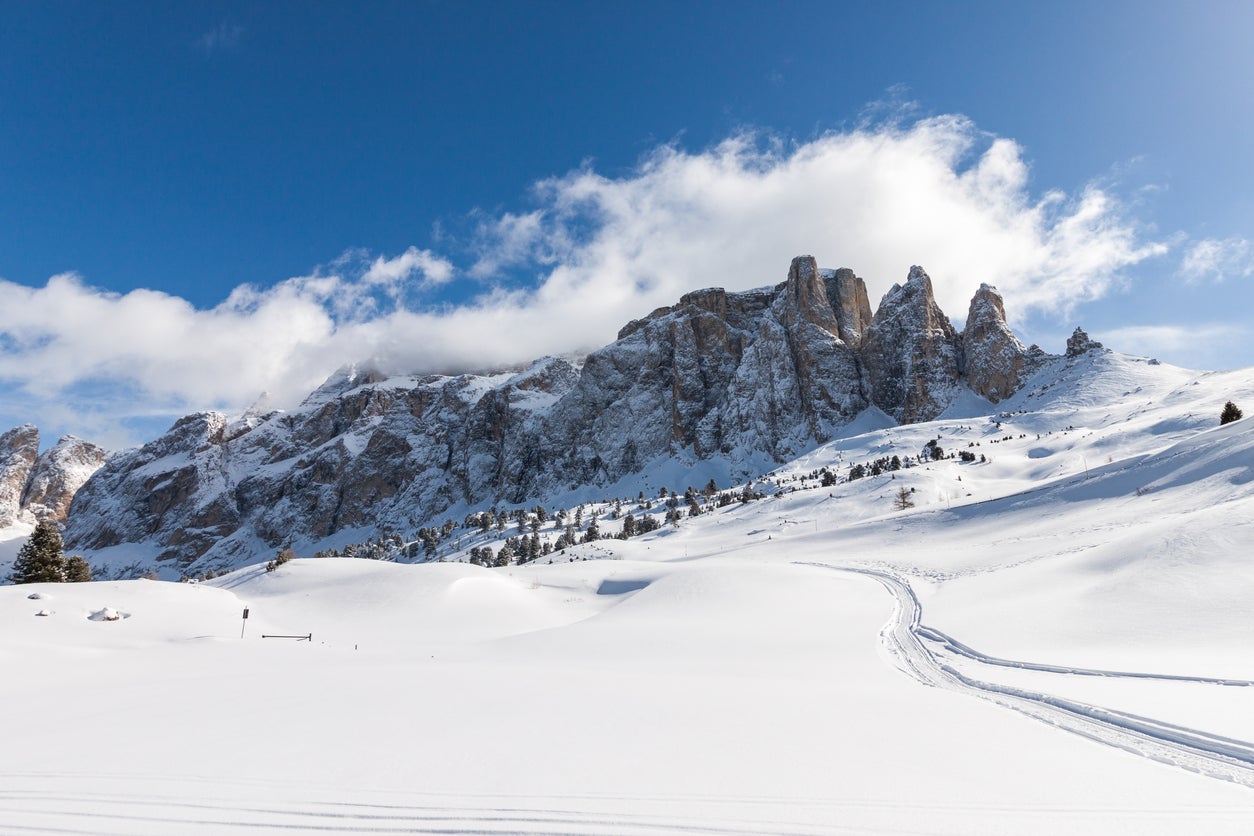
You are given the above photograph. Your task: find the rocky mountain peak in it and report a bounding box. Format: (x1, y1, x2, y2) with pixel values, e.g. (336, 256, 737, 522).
(22, 436, 107, 523)
(961, 283, 1030, 402)
(305, 363, 389, 406)
(821, 267, 873, 348)
(968, 282, 1007, 322)
(1066, 327, 1104, 358)
(906, 264, 931, 285)
(0, 426, 106, 527)
(860, 265, 962, 423)
(166, 412, 231, 452)
(0, 425, 40, 527)
(781, 255, 840, 334)
(505, 356, 580, 395)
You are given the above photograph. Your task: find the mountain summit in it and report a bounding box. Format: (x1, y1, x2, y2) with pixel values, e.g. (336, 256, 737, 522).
(64, 257, 1053, 571)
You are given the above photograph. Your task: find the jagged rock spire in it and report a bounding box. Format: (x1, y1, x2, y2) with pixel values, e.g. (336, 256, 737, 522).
(861, 266, 962, 423)
(822, 268, 874, 349)
(0, 425, 39, 527)
(1066, 327, 1104, 358)
(961, 283, 1028, 402)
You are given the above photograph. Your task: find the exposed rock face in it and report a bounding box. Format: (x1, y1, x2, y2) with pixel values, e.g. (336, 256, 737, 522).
(544, 256, 867, 471)
(23, 436, 108, 523)
(0, 426, 106, 527)
(64, 256, 1047, 570)
(961, 283, 1031, 402)
(723, 257, 867, 456)
(0, 425, 40, 527)
(861, 266, 962, 423)
(821, 267, 874, 348)
(65, 358, 584, 566)
(1066, 327, 1104, 358)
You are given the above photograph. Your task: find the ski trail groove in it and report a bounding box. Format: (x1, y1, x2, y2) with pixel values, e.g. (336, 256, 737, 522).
(916, 625, 1254, 687)
(810, 564, 1254, 789)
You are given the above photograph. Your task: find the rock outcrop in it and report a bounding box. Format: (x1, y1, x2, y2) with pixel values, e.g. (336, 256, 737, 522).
(1066, 327, 1104, 358)
(861, 266, 962, 423)
(23, 436, 108, 523)
(961, 283, 1032, 402)
(821, 267, 874, 348)
(63, 256, 1048, 570)
(0, 426, 106, 527)
(0, 425, 40, 527)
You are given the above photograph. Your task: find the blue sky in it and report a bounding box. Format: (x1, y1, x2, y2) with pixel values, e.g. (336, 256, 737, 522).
(2, 0, 1252, 448)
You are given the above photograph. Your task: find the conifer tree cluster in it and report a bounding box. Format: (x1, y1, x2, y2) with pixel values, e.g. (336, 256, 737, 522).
(7, 521, 92, 584)
(265, 548, 296, 572)
(1221, 401, 1244, 425)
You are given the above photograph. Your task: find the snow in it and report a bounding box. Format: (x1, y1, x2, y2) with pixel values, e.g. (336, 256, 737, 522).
(0, 519, 32, 568)
(5, 558, 1253, 834)
(4, 353, 1254, 832)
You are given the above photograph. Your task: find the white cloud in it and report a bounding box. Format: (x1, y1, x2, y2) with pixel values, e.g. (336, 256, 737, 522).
(473, 116, 1164, 325)
(0, 115, 1172, 446)
(1181, 237, 1254, 283)
(469, 211, 549, 278)
(362, 247, 453, 289)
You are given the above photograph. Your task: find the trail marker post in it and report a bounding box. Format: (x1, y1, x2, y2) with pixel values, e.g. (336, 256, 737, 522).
(241, 607, 249, 639)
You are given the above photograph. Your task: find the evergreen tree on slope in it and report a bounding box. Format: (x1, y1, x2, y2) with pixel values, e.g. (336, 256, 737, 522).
(64, 555, 93, 583)
(1221, 401, 1244, 425)
(9, 520, 67, 584)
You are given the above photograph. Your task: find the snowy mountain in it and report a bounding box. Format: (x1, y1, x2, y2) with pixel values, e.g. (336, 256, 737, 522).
(56, 256, 1073, 575)
(0, 426, 105, 527)
(3, 343, 1254, 834)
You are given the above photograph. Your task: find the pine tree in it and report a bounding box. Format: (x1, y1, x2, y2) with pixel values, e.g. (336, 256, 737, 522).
(9, 520, 66, 584)
(893, 486, 915, 511)
(1221, 401, 1244, 425)
(266, 547, 296, 572)
(64, 555, 93, 583)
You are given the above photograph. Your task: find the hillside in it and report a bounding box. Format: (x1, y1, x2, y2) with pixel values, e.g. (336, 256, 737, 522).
(3, 346, 1254, 833)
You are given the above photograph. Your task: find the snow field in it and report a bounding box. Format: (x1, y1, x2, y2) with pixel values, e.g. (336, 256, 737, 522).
(5, 558, 1254, 834)
(5, 352, 1254, 832)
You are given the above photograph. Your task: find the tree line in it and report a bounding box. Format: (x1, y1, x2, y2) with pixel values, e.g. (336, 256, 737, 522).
(7, 521, 92, 584)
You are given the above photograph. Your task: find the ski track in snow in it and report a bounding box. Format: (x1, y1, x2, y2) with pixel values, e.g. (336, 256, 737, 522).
(916, 625, 1254, 688)
(0, 777, 938, 835)
(809, 564, 1254, 790)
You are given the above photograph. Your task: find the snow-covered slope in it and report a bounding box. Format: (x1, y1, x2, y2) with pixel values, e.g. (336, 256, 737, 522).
(5, 343, 1254, 832)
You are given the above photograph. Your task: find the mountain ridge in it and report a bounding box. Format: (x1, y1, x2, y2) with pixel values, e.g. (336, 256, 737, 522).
(15, 256, 1120, 574)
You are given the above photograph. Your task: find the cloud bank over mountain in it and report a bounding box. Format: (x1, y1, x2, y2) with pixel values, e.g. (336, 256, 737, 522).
(0, 115, 1172, 446)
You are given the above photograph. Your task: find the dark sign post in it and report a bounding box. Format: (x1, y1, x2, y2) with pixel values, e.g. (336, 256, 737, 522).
(241, 607, 250, 639)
